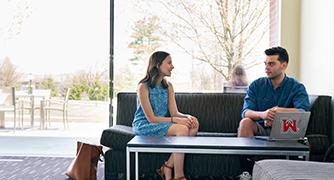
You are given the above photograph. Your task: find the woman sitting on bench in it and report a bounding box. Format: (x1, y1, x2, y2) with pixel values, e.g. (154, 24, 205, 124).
(132, 51, 199, 180)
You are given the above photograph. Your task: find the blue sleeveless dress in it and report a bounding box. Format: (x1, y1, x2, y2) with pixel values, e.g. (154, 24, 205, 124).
(132, 84, 173, 136)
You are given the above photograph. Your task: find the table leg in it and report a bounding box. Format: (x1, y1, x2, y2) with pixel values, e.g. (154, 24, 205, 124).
(126, 147, 130, 180)
(0, 112, 4, 128)
(305, 152, 310, 161)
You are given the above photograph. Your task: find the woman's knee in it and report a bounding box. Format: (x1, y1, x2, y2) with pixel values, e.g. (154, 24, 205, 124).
(175, 125, 190, 136)
(189, 126, 199, 136)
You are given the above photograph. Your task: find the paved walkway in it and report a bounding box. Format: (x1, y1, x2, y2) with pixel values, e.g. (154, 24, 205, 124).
(0, 99, 110, 136)
(0, 100, 111, 156)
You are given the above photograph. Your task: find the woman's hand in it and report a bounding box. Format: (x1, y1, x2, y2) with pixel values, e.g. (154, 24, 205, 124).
(173, 115, 199, 129)
(173, 117, 192, 128)
(186, 115, 199, 129)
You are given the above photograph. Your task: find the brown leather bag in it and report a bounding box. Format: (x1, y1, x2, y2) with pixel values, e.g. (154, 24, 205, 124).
(65, 141, 104, 180)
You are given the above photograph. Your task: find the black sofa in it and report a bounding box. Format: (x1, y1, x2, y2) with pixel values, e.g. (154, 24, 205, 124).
(100, 92, 332, 179)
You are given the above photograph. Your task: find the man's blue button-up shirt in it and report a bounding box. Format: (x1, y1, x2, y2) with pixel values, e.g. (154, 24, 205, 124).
(241, 75, 310, 127)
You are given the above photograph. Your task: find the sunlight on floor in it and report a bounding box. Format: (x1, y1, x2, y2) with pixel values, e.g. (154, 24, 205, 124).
(0, 121, 109, 157)
(0, 121, 108, 138)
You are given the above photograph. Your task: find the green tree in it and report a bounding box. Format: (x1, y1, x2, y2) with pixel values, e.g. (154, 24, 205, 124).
(68, 69, 108, 101)
(128, 16, 161, 65)
(115, 16, 162, 93)
(88, 80, 109, 101)
(41, 76, 58, 97)
(69, 83, 86, 100)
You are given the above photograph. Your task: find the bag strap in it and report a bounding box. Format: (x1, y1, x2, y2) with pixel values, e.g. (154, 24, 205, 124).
(78, 141, 105, 162)
(93, 145, 105, 162)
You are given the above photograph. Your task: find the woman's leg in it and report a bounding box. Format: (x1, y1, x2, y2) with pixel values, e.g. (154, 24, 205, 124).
(189, 125, 199, 136)
(164, 124, 189, 179)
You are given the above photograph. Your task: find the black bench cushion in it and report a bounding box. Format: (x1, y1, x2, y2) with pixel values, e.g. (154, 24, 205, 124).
(100, 125, 237, 150)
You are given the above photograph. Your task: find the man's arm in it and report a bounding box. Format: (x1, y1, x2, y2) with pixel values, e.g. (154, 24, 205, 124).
(242, 80, 276, 122)
(245, 106, 298, 127)
(244, 110, 262, 121)
(241, 82, 257, 119)
(244, 107, 277, 122)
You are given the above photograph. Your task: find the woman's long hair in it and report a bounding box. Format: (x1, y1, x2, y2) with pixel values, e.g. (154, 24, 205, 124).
(139, 51, 170, 88)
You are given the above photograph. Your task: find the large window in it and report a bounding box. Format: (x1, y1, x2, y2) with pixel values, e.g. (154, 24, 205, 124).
(0, 0, 109, 133)
(114, 0, 277, 93)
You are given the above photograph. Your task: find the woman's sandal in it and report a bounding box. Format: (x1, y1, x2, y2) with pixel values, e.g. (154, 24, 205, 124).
(156, 161, 173, 180)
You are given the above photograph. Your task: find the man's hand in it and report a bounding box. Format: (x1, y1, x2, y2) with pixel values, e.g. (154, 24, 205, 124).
(261, 107, 277, 127)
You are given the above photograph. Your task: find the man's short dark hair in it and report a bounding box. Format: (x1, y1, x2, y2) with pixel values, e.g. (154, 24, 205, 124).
(264, 46, 289, 63)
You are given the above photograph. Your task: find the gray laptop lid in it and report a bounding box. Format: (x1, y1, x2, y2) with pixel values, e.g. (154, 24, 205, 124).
(256, 112, 311, 141)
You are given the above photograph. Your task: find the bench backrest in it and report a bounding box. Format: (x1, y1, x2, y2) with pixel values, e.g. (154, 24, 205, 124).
(116, 93, 332, 141)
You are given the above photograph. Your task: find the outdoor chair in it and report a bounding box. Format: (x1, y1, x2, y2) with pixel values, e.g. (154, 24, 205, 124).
(0, 87, 22, 130)
(43, 88, 70, 129)
(19, 89, 51, 128)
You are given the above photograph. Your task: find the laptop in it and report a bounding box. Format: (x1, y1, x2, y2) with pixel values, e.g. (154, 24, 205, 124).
(255, 112, 311, 141)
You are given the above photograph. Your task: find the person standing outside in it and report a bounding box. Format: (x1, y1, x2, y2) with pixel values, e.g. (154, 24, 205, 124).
(132, 51, 199, 180)
(238, 46, 310, 137)
(229, 64, 249, 87)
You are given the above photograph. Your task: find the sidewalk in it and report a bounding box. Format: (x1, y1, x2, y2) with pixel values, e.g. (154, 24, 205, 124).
(0, 100, 110, 156)
(0, 99, 109, 137)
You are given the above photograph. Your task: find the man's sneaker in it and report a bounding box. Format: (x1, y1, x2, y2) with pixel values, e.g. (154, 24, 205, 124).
(238, 171, 252, 180)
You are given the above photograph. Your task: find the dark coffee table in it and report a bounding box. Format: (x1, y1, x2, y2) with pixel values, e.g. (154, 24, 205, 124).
(126, 136, 309, 180)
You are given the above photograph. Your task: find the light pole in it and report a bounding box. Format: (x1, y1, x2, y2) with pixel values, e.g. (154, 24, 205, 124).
(27, 73, 33, 94)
